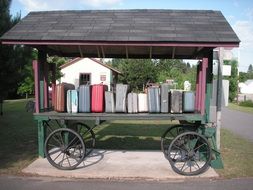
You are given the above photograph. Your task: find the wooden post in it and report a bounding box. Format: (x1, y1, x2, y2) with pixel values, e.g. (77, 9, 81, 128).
(200, 58, 208, 115)
(33, 60, 40, 113)
(38, 120, 46, 158)
(216, 47, 223, 150)
(205, 51, 213, 122)
(44, 60, 49, 110)
(38, 51, 46, 112)
(51, 64, 56, 108)
(195, 64, 200, 111)
(198, 62, 203, 112)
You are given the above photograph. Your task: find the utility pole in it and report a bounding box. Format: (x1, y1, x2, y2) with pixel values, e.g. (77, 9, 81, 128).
(216, 47, 223, 150)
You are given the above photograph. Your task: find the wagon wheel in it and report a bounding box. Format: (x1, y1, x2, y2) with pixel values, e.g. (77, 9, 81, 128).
(71, 122, 96, 156)
(161, 125, 197, 159)
(44, 128, 86, 170)
(168, 131, 211, 176)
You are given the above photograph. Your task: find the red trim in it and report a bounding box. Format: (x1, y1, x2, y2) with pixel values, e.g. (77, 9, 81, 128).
(44, 61, 49, 109)
(1, 40, 239, 48)
(33, 60, 40, 113)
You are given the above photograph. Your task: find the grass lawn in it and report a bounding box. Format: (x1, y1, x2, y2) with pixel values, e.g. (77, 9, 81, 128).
(0, 99, 253, 178)
(228, 103, 253, 114)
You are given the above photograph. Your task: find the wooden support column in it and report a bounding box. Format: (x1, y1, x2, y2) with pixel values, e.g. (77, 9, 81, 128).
(216, 47, 224, 150)
(51, 64, 56, 108)
(33, 60, 40, 113)
(197, 62, 203, 112)
(195, 63, 200, 111)
(44, 59, 49, 110)
(200, 58, 208, 115)
(205, 51, 213, 122)
(38, 120, 46, 157)
(38, 51, 46, 112)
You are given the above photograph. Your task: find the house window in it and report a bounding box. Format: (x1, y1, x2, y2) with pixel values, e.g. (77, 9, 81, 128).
(79, 73, 91, 85)
(100, 75, 106, 81)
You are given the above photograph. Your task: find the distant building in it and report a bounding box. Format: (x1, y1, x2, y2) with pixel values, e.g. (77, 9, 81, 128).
(60, 58, 121, 90)
(239, 80, 253, 94)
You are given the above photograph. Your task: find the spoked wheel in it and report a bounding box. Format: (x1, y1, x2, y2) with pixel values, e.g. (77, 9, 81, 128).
(72, 122, 96, 156)
(161, 125, 197, 159)
(44, 128, 86, 170)
(168, 131, 211, 176)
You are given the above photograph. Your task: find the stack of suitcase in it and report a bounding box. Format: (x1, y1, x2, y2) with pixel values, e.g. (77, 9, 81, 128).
(54, 83, 195, 114)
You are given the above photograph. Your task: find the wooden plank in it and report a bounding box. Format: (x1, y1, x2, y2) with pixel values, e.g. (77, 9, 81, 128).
(33, 60, 40, 113)
(200, 58, 208, 115)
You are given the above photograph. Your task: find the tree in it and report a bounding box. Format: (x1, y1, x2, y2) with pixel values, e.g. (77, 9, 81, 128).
(0, 0, 23, 100)
(248, 64, 253, 73)
(112, 59, 157, 91)
(224, 60, 238, 102)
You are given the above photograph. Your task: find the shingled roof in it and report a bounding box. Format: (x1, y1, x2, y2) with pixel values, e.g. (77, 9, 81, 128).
(0, 9, 240, 59)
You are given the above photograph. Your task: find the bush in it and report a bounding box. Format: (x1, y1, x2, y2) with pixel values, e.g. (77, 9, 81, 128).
(239, 100, 253, 107)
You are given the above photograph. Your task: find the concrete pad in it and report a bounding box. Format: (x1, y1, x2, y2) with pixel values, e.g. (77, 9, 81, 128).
(22, 150, 219, 180)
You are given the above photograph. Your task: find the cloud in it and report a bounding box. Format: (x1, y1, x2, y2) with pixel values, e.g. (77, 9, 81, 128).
(80, 0, 122, 7)
(18, 0, 123, 12)
(233, 20, 253, 50)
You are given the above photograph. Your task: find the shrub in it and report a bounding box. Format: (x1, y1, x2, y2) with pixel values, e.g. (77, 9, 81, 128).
(239, 100, 253, 107)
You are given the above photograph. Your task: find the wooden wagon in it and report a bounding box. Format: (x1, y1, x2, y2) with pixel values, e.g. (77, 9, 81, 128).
(0, 9, 240, 175)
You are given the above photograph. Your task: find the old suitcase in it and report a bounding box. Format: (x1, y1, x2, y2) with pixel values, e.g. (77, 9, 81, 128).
(91, 84, 105, 113)
(183, 91, 195, 112)
(148, 87, 160, 113)
(55, 83, 75, 112)
(78, 85, 90, 113)
(138, 93, 148, 112)
(105, 91, 115, 113)
(127, 92, 138, 113)
(115, 84, 129, 112)
(170, 90, 183, 113)
(160, 84, 170, 113)
(67, 90, 78, 113)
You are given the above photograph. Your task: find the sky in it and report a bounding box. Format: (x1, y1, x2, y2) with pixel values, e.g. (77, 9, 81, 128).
(9, 0, 253, 72)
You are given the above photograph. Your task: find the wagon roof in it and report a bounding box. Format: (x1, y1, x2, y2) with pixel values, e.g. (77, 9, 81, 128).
(0, 9, 240, 58)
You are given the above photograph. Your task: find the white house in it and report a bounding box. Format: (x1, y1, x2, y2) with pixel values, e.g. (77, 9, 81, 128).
(60, 58, 121, 90)
(239, 80, 253, 94)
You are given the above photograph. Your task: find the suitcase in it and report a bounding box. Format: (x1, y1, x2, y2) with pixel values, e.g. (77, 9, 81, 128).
(183, 91, 195, 112)
(55, 83, 75, 112)
(160, 84, 170, 113)
(67, 90, 78, 113)
(91, 84, 105, 113)
(115, 84, 129, 112)
(127, 92, 138, 113)
(138, 93, 148, 112)
(78, 85, 90, 113)
(105, 91, 115, 113)
(170, 90, 183, 113)
(148, 87, 160, 113)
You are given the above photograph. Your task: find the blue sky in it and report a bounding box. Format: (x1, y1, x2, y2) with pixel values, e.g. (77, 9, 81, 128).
(10, 0, 253, 72)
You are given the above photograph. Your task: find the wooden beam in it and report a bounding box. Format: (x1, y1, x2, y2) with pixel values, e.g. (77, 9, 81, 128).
(78, 45, 84, 57)
(100, 46, 105, 58)
(149, 46, 152, 59)
(126, 46, 129, 59)
(96, 46, 100, 58)
(172, 47, 175, 59)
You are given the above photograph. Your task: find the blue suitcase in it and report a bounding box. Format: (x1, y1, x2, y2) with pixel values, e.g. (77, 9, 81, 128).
(78, 85, 90, 113)
(67, 90, 78, 113)
(183, 91, 195, 112)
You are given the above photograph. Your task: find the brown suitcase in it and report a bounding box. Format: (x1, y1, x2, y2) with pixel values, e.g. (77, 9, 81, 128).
(55, 83, 75, 112)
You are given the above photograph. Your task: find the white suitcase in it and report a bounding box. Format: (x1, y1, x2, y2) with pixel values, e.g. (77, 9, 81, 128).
(127, 92, 138, 113)
(138, 93, 148, 112)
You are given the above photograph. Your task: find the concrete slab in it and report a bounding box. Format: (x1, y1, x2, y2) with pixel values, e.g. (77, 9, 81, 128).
(22, 150, 219, 180)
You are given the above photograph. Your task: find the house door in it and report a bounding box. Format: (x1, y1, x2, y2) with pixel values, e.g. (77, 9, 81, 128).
(79, 73, 91, 85)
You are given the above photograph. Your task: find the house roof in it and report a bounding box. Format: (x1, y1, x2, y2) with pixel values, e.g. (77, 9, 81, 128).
(60, 57, 122, 74)
(0, 9, 240, 59)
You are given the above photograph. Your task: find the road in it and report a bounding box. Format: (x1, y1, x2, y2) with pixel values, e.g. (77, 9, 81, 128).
(222, 107, 253, 142)
(0, 176, 253, 190)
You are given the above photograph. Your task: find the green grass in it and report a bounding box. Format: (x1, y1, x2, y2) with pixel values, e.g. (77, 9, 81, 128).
(228, 103, 253, 114)
(217, 128, 253, 178)
(1, 99, 253, 178)
(0, 99, 37, 175)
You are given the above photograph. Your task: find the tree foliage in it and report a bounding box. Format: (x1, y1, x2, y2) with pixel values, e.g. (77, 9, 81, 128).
(110, 59, 196, 91)
(224, 60, 238, 102)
